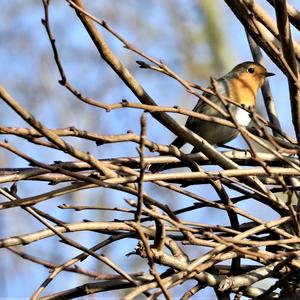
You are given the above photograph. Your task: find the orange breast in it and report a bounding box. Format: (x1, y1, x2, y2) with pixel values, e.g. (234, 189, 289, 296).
(228, 74, 260, 106)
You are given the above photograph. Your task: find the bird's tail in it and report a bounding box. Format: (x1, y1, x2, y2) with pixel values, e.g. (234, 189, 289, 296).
(149, 137, 185, 173)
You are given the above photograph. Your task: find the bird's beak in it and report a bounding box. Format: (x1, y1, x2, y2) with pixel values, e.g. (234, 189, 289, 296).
(265, 72, 275, 77)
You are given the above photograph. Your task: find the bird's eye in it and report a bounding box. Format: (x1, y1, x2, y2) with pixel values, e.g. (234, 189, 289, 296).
(247, 67, 255, 74)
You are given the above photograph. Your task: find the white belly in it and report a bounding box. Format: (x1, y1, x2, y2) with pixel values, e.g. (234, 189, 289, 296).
(235, 107, 251, 126)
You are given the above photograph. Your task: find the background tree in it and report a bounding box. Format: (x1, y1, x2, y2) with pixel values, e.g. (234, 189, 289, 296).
(0, 0, 300, 299)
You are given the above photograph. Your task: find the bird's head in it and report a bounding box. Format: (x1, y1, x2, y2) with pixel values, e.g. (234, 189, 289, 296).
(222, 61, 275, 106)
(228, 61, 275, 90)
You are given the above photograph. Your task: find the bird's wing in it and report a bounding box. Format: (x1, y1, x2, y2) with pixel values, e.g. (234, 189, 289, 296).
(186, 93, 226, 130)
(186, 79, 232, 129)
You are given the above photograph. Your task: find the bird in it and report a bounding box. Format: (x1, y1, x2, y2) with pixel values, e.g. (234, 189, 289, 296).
(150, 61, 275, 173)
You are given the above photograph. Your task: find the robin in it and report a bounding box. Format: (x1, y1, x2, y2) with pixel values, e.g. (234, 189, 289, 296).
(150, 61, 275, 172)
